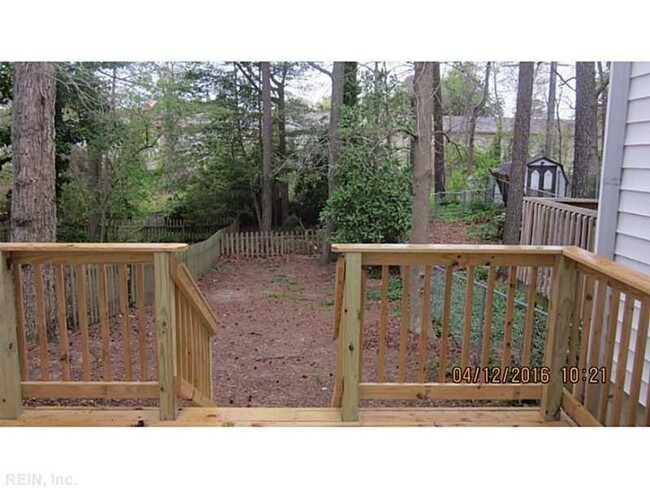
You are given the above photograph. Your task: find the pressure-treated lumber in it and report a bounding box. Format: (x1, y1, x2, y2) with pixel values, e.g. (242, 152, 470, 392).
(12, 264, 27, 380)
(611, 295, 635, 426)
(74, 264, 92, 381)
(341, 252, 361, 421)
(563, 246, 650, 297)
(21, 381, 159, 399)
(460, 266, 475, 371)
(0, 252, 22, 419)
(540, 254, 578, 421)
(627, 300, 650, 425)
(332, 257, 345, 340)
(377, 265, 389, 383)
(54, 265, 70, 381)
(521, 266, 538, 367)
(169, 259, 218, 335)
(359, 383, 543, 400)
(177, 378, 213, 407)
(0, 406, 573, 427)
(155, 252, 178, 420)
(0, 243, 187, 252)
(33, 264, 50, 380)
(562, 389, 602, 426)
(480, 265, 496, 370)
(439, 266, 453, 382)
(398, 265, 410, 382)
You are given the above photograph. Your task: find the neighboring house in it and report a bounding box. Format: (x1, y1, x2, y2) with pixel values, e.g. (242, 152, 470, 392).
(489, 156, 568, 204)
(595, 61, 650, 406)
(443, 115, 575, 163)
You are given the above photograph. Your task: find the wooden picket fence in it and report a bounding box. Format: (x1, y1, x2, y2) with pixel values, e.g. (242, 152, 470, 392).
(109, 218, 231, 243)
(57, 220, 238, 330)
(221, 229, 322, 258)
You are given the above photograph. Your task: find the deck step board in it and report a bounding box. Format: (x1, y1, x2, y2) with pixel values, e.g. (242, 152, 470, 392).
(1, 407, 572, 427)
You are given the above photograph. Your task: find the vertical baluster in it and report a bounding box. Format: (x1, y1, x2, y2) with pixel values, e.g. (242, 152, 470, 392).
(33, 264, 50, 381)
(598, 287, 620, 424)
(417, 266, 432, 383)
(627, 299, 650, 425)
(611, 294, 635, 426)
(461, 266, 476, 373)
(501, 266, 517, 370)
(397, 265, 410, 383)
(439, 266, 453, 383)
(74, 264, 91, 381)
(377, 265, 389, 383)
(98, 265, 111, 380)
(136, 263, 148, 381)
(54, 265, 70, 381)
(480, 266, 497, 372)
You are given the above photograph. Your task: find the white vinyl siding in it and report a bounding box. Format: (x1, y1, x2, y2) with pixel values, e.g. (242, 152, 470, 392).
(605, 63, 650, 405)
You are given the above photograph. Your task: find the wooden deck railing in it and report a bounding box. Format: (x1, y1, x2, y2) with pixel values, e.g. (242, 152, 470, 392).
(0, 243, 217, 421)
(170, 258, 217, 407)
(331, 244, 650, 426)
(519, 198, 598, 297)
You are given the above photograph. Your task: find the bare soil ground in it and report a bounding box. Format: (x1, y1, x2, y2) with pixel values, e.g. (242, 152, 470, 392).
(198, 221, 504, 408)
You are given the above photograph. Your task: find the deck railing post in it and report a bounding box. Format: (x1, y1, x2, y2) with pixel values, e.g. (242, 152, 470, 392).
(0, 251, 22, 419)
(154, 252, 178, 421)
(540, 253, 577, 421)
(341, 252, 361, 422)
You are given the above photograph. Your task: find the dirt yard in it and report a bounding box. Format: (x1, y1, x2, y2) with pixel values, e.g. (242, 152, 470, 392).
(199, 255, 337, 407)
(198, 221, 493, 408)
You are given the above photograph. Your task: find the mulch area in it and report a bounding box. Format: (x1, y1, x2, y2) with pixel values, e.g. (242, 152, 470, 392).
(197, 221, 513, 408)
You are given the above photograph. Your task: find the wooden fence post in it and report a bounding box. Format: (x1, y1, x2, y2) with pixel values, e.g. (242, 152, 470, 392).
(154, 252, 178, 421)
(0, 252, 22, 419)
(540, 253, 577, 421)
(341, 252, 362, 422)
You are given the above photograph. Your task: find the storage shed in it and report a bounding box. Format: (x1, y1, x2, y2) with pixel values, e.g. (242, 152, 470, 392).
(490, 156, 568, 204)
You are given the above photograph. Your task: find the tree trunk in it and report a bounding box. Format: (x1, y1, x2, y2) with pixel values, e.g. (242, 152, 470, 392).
(503, 62, 535, 245)
(545, 62, 557, 158)
(572, 62, 597, 198)
(432, 62, 445, 198)
(320, 62, 345, 264)
(466, 62, 491, 175)
(276, 64, 289, 227)
(10, 62, 57, 337)
(261, 62, 273, 231)
(162, 63, 178, 185)
(87, 146, 102, 241)
(409, 63, 434, 333)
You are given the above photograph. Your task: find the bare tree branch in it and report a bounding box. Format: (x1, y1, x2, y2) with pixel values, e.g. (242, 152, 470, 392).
(307, 62, 332, 79)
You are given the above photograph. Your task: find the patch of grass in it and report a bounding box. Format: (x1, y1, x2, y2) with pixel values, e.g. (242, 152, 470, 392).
(318, 297, 334, 307)
(272, 273, 287, 282)
(366, 276, 402, 301)
(314, 374, 323, 386)
(222, 421, 236, 427)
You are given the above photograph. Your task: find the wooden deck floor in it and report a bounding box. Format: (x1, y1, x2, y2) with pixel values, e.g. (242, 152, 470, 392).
(0, 407, 576, 427)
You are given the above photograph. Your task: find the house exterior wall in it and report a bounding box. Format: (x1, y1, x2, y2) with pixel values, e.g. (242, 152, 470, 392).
(596, 61, 650, 406)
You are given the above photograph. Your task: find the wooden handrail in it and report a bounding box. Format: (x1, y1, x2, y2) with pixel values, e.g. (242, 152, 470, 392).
(563, 246, 650, 297)
(332, 244, 565, 254)
(169, 258, 218, 336)
(0, 243, 188, 252)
